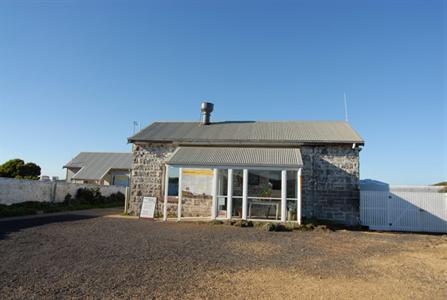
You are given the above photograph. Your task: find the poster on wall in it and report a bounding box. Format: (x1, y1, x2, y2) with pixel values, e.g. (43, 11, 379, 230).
(140, 197, 156, 219)
(182, 168, 213, 195)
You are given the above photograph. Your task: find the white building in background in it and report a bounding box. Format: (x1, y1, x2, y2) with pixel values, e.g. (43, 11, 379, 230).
(63, 152, 132, 187)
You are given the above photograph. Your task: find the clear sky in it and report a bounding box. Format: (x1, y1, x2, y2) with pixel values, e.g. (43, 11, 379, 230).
(0, 0, 445, 185)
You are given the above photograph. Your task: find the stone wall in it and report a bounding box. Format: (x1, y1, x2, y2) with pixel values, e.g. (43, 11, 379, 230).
(181, 193, 212, 217)
(129, 143, 176, 215)
(159, 194, 213, 218)
(300, 145, 360, 225)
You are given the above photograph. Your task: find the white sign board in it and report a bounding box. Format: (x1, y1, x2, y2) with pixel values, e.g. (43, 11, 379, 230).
(140, 197, 156, 219)
(182, 169, 213, 195)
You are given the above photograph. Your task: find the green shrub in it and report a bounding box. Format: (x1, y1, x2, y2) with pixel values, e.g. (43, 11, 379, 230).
(108, 191, 125, 203)
(209, 220, 224, 225)
(232, 220, 253, 227)
(0, 189, 125, 218)
(260, 222, 297, 232)
(273, 223, 289, 232)
(72, 187, 103, 205)
(263, 222, 276, 231)
(285, 222, 299, 231)
(65, 188, 124, 206)
(0, 202, 62, 218)
(0, 159, 41, 180)
(64, 193, 72, 203)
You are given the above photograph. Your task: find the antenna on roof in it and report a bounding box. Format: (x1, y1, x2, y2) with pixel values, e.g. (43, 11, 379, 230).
(343, 93, 349, 122)
(133, 121, 141, 134)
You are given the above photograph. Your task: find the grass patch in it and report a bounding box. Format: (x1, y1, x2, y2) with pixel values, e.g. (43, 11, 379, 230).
(0, 188, 124, 218)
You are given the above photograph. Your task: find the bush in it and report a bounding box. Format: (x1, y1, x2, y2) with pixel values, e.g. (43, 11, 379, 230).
(0, 202, 62, 218)
(16, 162, 41, 180)
(65, 188, 125, 206)
(209, 220, 224, 225)
(64, 193, 72, 202)
(263, 222, 276, 231)
(72, 187, 103, 205)
(108, 191, 125, 203)
(232, 220, 253, 227)
(274, 223, 290, 232)
(0, 159, 41, 180)
(0, 188, 125, 218)
(260, 222, 299, 232)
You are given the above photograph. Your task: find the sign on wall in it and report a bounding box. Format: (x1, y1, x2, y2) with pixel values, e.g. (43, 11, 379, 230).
(182, 168, 213, 196)
(183, 169, 213, 176)
(140, 197, 156, 219)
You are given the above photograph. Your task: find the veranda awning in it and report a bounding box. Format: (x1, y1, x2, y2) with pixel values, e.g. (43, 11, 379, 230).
(166, 147, 303, 169)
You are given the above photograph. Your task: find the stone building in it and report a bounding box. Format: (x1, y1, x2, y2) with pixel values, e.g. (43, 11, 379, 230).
(128, 103, 364, 225)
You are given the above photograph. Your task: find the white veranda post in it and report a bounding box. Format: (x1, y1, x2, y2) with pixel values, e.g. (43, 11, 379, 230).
(281, 170, 287, 222)
(211, 168, 218, 219)
(227, 169, 233, 219)
(163, 165, 169, 221)
(297, 168, 302, 224)
(242, 169, 248, 220)
(177, 167, 183, 221)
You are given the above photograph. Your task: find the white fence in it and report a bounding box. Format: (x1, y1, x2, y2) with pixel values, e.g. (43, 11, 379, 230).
(360, 185, 447, 233)
(0, 177, 127, 205)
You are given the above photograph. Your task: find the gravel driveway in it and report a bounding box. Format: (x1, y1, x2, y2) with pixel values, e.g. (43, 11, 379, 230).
(1, 213, 446, 299)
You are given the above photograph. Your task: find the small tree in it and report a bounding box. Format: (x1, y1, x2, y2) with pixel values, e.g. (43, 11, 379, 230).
(0, 159, 24, 178)
(0, 159, 41, 180)
(17, 163, 41, 180)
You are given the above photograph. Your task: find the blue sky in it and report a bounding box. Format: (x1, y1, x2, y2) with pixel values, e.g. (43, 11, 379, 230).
(0, 0, 445, 184)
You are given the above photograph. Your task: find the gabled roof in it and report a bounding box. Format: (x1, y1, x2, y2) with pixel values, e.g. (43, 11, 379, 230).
(64, 152, 132, 180)
(128, 121, 364, 145)
(167, 147, 303, 169)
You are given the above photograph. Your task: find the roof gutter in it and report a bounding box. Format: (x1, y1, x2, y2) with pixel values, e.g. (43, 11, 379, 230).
(128, 139, 365, 147)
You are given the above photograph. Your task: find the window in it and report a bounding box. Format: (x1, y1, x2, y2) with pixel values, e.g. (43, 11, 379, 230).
(247, 170, 282, 220)
(232, 170, 243, 197)
(231, 169, 243, 218)
(112, 175, 129, 187)
(286, 170, 297, 199)
(247, 170, 281, 198)
(217, 169, 228, 196)
(167, 166, 179, 196)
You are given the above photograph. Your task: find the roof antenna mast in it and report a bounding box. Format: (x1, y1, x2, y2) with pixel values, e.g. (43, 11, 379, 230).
(133, 121, 141, 134)
(343, 93, 349, 122)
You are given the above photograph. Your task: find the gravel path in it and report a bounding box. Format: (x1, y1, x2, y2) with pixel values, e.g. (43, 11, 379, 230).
(0, 214, 446, 299)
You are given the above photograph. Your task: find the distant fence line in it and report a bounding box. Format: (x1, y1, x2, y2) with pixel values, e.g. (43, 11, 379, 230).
(0, 177, 127, 205)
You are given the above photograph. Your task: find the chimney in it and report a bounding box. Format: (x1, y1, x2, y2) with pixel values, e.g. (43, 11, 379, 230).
(200, 102, 214, 125)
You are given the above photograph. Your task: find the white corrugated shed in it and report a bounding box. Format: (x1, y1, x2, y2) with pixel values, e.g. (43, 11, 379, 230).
(360, 185, 447, 233)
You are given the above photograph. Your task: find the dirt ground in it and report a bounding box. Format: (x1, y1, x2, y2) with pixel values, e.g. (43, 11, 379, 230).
(0, 213, 446, 299)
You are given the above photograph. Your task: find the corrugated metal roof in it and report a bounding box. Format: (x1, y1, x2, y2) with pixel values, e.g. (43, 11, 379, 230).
(128, 121, 364, 145)
(64, 152, 132, 180)
(167, 147, 303, 169)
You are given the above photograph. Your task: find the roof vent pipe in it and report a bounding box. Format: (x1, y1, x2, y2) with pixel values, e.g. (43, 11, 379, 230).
(200, 102, 214, 125)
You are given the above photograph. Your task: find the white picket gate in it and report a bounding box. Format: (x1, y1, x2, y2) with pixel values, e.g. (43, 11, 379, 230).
(360, 185, 447, 233)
